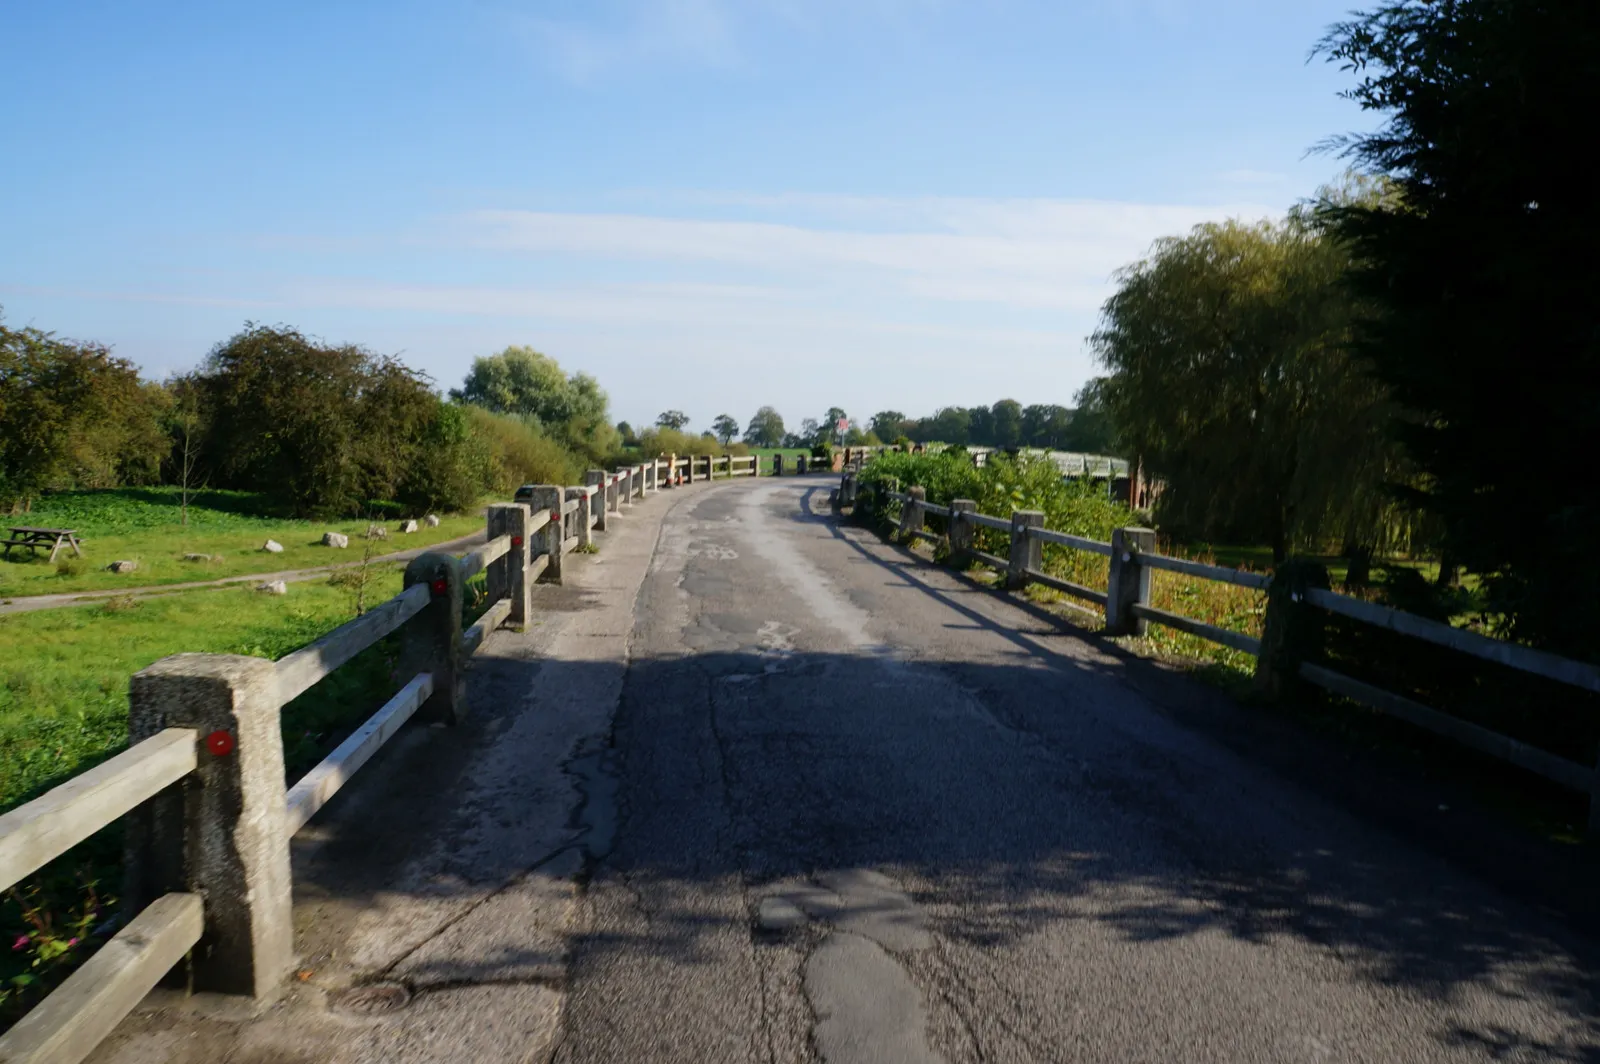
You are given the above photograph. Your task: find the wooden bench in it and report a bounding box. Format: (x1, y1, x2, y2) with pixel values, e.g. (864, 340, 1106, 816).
(2, 526, 84, 563)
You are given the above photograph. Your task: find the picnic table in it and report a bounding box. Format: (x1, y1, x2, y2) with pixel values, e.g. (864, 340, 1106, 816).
(2, 526, 84, 563)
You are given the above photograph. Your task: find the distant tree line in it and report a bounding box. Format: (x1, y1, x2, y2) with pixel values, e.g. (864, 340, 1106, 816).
(1, 319, 620, 518)
(619, 398, 1113, 457)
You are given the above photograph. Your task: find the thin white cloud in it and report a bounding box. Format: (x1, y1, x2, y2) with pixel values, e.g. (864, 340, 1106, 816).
(1218, 168, 1289, 185)
(449, 196, 1278, 309)
(511, 0, 742, 82)
(509, 0, 950, 81)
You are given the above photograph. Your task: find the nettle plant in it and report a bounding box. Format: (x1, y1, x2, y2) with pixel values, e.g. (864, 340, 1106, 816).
(3, 872, 110, 1021)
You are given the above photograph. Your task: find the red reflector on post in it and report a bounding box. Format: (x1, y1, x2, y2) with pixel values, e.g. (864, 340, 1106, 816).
(551, 510, 561, 524)
(430, 577, 448, 596)
(205, 730, 234, 757)
(511, 535, 523, 548)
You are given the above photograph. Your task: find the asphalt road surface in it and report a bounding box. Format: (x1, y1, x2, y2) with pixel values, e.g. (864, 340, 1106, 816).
(554, 478, 1599, 1063)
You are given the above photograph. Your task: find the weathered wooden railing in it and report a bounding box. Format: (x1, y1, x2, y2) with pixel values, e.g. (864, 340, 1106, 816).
(851, 471, 1600, 835)
(0, 454, 730, 1063)
(654, 452, 761, 485)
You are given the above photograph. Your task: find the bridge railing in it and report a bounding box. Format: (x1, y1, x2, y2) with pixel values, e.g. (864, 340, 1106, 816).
(0, 456, 711, 1063)
(848, 471, 1600, 836)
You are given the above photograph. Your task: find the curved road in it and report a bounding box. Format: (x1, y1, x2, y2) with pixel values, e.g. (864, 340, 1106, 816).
(557, 478, 1598, 1063)
(86, 476, 1597, 1063)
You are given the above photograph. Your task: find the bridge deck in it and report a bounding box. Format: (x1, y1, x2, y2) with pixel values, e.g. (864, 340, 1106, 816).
(85, 476, 1600, 1064)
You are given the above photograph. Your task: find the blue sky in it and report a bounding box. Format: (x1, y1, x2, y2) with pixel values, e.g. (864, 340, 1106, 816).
(1, 0, 1369, 432)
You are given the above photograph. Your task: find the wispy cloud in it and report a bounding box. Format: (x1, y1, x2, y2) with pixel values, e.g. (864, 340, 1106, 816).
(1218, 168, 1289, 185)
(508, 0, 948, 81)
(448, 195, 1278, 310)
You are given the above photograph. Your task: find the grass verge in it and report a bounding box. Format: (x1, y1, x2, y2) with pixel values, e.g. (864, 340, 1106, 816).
(0, 567, 422, 1025)
(0, 487, 482, 598)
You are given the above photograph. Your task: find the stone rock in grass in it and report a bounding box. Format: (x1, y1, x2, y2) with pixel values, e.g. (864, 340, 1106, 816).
(424, 514, 441, 527)
(398, 519, 419, 534)
(182, 553, 215, 563)
(322, 532, 349, 548)
(366, 525, 387, 540)
(261, 539, 285, 553)
(256, 580, 288, 595)
(107, 560, 139, 574)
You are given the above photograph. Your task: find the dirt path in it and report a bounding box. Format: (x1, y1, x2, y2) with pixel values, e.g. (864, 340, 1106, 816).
(0, 530, 487, 616)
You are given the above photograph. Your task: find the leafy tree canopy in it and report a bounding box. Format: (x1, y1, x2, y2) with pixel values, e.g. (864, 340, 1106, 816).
(743, 406, 785, 447)
(1091, 212, 1409, 562)
(1316, 0, 1600, 654)
(1, 311, 167, 509)
(711, 414, 739, 445)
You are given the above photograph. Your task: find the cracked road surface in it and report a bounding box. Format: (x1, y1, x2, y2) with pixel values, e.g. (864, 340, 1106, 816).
(555, 480, 1599, 1063)
(87, 477, 1598, 1063)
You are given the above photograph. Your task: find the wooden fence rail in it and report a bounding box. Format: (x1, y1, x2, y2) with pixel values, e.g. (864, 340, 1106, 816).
(0, 453, 714, 1064)
(844, 466, 1600, 837)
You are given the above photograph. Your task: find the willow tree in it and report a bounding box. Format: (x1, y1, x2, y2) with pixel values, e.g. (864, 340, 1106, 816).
(1090, 213, 1411, 564)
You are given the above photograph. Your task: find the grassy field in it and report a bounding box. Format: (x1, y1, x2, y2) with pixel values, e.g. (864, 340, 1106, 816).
(0, 568, 416, 813)
(0, 488, 482, 598)
(0, 563, 454, 1021)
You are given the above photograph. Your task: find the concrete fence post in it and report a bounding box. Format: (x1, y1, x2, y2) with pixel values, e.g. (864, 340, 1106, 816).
(899, 486, 926, 541)
(1105, 527, 1157, 635)
(1006, 510, 1044, 590)
(1254, 558, 1331, 699)
(401, 550, 467, 720)
(668, 453, 678, 486)
(524, 485, 564, 585)
(586, 470, 609, 532)
(949, 499, 976, 561)
(773, 454, 784, 476)
(487, 503, 532, 626)
(124, 654, 293, 997)
(568, 487, 592, 551)
(635, 465, 645, 500)
(621, 467, 634, 508)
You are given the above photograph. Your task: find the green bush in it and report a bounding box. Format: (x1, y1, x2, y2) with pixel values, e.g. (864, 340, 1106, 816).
(462, 406, 584, 493)
(629, 427, 749, 460)
(858, 451, 1135, 588)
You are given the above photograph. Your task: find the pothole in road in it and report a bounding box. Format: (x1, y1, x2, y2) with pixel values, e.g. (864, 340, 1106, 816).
(330, 981, 413, 1015)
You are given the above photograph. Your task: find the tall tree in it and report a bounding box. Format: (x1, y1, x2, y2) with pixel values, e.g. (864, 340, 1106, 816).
(990, 399, 1024, 448)
(1316, 0, 1600, 654)
(453, 346, 571, 422)
(711, 414, 739, 446)
(656, 410, 690, 431)
(191, 324, 438, 516)
(1092, 215, 1406, 563)
(452, 346, 616, 461)
(743, 406, 785, 447)
(924, 407, 971, 447)
(868, 410, 908, 442)
(821, 407, 849, 446)
(1021, 404, 1072, 449)
(1061, 382, 1116, 454)
(0, 314, 162, 510)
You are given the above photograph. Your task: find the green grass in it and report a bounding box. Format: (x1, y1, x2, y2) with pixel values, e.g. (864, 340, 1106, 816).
(0, 487, 483, 598)
(0, 567, 430, 1023)
(1177, 540, 1478, 591)
(0, 568, 415, 812)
